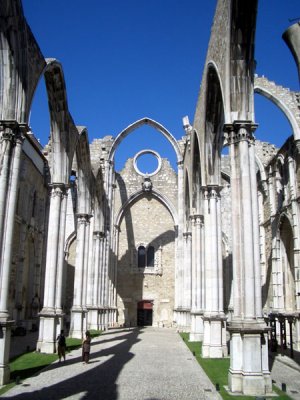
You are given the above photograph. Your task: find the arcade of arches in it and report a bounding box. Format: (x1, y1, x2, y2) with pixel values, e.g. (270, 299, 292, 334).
(0, 0, 300, 396)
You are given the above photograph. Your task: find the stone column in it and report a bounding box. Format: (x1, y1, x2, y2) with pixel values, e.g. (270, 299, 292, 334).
(54, 185, 68, 331)
(202, 187, 226, 357)
(175, 160, 184, 323)
(181, 231, 191, 330)
(70, 213, 90, 338)
(86, 217, 94, 330)
(89, 231, 102, 330)
(0, 122, 25, 385)
(225, 121, 272, 396)
(38, 183, 68, 352)
(98, 232, 105, 329)
(190, 214, 204, 341)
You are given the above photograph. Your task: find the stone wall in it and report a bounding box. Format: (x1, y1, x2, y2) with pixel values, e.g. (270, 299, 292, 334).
(115, 156, 178, 327)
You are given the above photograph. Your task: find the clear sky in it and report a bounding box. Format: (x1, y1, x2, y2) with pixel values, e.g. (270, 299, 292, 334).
(22, 0, 299, 172)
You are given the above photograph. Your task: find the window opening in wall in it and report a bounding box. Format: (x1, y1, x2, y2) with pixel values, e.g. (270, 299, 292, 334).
(138, 245, 155, 268)
(147, 246, 155, 267)
(138, 246, 146, 268)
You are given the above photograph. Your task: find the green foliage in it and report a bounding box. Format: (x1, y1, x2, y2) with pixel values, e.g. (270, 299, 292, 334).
(179, 333, 291, 400)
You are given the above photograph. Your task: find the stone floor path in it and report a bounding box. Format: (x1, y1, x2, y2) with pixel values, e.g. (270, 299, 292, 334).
(2, 327, 221, 400)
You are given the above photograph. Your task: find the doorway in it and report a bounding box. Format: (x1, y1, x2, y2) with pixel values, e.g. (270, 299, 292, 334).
(137, 300, 153, 326)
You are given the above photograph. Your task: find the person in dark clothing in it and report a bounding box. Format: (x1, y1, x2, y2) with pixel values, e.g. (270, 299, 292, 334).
(57, 330, 66, 362)
(82, 330, 91, 364)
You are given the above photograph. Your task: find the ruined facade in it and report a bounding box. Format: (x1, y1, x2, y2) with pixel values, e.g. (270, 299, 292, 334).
(0, 0, 300, 396)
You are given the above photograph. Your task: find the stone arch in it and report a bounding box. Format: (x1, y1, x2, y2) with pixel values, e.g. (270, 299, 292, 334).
(115, 189, 178, 229)
(0, 0, 45, 123)
(73, 126, 93, 214)
(204, 64, 225, 184)
(108, 117, 182, 164)
(191, 131, 202, 213)
(254, 76, 300, 140)
(43, 59, 78, 184)
(184, 170, 191, 231)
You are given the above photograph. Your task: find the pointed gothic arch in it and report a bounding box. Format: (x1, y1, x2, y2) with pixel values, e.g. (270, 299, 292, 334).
(108, 117, 182, 164)
(115, 189, 178, 229)
(204, 64, 225, 184)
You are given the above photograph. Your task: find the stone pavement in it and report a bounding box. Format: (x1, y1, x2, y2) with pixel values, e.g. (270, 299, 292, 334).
(5, 327, 300, 399)
(2, 327, 222, 400)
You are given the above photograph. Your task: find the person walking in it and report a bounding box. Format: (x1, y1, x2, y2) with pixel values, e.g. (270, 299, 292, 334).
(82, 330, 91, 364)
(56, 330, 66, 362)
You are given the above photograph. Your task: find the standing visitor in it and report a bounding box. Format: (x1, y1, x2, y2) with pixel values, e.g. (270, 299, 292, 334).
(56, 330, 66, 362)
(82, 330, 91, 364)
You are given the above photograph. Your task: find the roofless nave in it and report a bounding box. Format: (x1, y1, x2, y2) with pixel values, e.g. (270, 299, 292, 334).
(0, 0, 300, 396)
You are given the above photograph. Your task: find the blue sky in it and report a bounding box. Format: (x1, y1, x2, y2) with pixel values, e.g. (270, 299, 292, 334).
(22, 1, 299, 172)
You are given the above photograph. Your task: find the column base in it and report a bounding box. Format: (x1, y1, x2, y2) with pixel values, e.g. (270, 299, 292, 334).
(37, 310, 62, 353)
(227, 319, 272, 396)
(202, 314, 227, 358)
(70, 308, 85, 338)
(174, 308, 191, 331)
(87, 308, 99, 330)
(0, 319, 13, 385)
(189, 311, 203, 342)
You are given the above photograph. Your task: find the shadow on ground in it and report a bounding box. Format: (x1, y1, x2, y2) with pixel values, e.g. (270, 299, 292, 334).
(3, 328, 142, 400)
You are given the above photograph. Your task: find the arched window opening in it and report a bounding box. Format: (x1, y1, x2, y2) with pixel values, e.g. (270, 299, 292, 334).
(138, 246, 146, 268)
(147, 246, 155, 268)
(138, 245, 155, 269)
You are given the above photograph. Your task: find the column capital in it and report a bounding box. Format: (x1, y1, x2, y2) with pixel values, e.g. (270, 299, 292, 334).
(0, 120, 28, 143)
(183, 231, 192, 238)
(76, 213, 92, 225)
(201, 184, 222, 200)
(224, 121, 257, 145)
(94, 230, 105, 239)
(294, 139, 300, 156)
(189, 214, 204, 225)
(49, 183, 69, 198)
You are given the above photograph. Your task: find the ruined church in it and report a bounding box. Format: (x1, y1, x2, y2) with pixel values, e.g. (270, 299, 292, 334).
(0, 0, 300, 396)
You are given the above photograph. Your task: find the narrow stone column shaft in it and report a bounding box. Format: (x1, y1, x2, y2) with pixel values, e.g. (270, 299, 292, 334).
(0, 128, 24, 315)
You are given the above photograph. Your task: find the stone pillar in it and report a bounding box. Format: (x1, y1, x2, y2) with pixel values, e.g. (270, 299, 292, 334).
(98, 232, 105, 329)
(175, 160, 184, 323)
(70, 213, 90, 338)
(0, 122, 25, 385)
(202, 187, 226, 357)
(181, 231, 191, 330)
(54, 185, 68, 332)
(38, 183, 68, 352)
(89, 231, 102, 330)
(225, 121, 272, 396)
(190, 214, 204, 341)
(86, 217, 95, 330)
